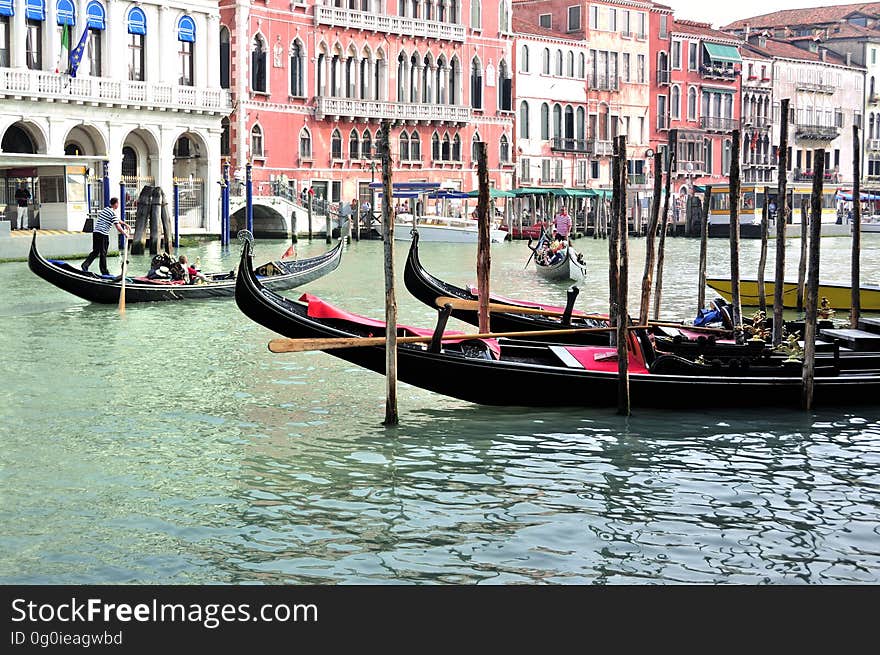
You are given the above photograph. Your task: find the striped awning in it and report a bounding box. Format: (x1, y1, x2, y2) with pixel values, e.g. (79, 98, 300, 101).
(704, 43, 742, 63)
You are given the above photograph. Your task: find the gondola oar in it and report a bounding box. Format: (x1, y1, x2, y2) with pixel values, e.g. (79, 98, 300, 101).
(119, 232, 129, 315)
(435, 296, 607, 320)
(268, 324, 651, 354)
(523, 230, 550, 270)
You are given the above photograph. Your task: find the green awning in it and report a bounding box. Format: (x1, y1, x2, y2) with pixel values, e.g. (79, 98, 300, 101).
(704, 42, 741, 63)
(550, 188, 592, 198)
(466, 189, 516, 198)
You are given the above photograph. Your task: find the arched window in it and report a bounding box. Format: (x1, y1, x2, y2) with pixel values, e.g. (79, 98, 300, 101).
(410, 132, 421, 161)
(331, 129, 342, 159)
(520, 101, 530, 139)
(442, 133, 452, 160)
(349, 130, 360, 160)
(500, 135, 509, 163)
(57, 0, 76, 25)
(540, 103, 549, 140)
(470, 58, 482, 109)
(362, 130, 373, 159)
(252, 34, 267, 93)
(576, 107, 585, 141)
(220, 118, 230, 157)
(577, 53, 585, 79)
(566, 51, 574, 77)
(290, 41, 304, 96)
(85, 1, 106, 76)
(399, 131, 410, 160)
(499, 0, 510, 33)
(432, 132, 440, 160)
(471, 132, 482, 161)
(251, 124, 263, 158)
(452, 134, 461, 161)
(555, 50, 563, 76)
(671, 85, 680, 119)
(498, 60, 511, 111)
(346, 52, 357, 98)
(564, 105, 574, 139)
(687, 87, 697, 120)
(542, 48, 550, 74)
(470, 1, 480, 29)
(410, 52, 420, 102)
(553, 103, 562, 139)
(520, 45, 529, 72)
(397, 52, 407, 100)
(177, 16, 196, 86)
(449, 57, 460, 104)
(128, 8, 147, 82)
(299, 128, 312, 159)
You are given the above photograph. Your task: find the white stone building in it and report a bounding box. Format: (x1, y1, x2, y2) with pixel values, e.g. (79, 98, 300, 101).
(0, 0, 230, 231)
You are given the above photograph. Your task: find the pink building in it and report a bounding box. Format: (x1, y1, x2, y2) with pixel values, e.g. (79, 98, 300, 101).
(219, 1, 514, 215)
(651, 15, 743, 201)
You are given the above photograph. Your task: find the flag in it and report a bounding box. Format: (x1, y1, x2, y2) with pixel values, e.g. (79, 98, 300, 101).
(56, 25, 70, 74)
(751, 130, 759, 150)
(68, 27, 89, 79)
(282, 245, 296, 259)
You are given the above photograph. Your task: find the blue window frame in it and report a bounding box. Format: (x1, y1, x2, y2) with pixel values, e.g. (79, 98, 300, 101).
(56, 0, 75, 25)
(0, 0, 14, 18)
(177, 15, 196, 42)
(85, 1, 104, 30)
(26, 0, 46, 21)
(127, 7, 146, 35)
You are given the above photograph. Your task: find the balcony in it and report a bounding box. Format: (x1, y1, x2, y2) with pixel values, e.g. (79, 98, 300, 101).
(315, 96, 471, 124)
(868, 138, 880, 151)
(675, 160, 705, 175)
(743, 116, 772, 130)
(314, 6, 466, 42)
(743, 153, 778, 167)
(656, 69, 671, 85)
(0, 68, 231, 113)
(794, 123, 840, 141)
(792, 169, 837, 182)
(590, 139, 614, 156)
(700, 116, 740, 132)
(700, 64, 738, 81)
(795, 82, 835, 94)
(588, 75, 619, 91)
(550, 137, 594, 153)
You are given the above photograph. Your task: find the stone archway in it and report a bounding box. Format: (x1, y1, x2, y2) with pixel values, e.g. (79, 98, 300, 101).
(230, 203, 287, 237)
(1, 121, 48, 154)
(172, 131, 211, 230)
(63, 124, 108, 157)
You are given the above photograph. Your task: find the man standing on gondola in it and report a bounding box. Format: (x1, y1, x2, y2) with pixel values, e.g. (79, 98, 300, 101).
(553, 205, 572, 242)
(81, 198, 132, 275)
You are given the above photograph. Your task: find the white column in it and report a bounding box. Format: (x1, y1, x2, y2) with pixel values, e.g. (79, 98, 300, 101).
(206, 14, 220, 89)
(46, 0, 58, 73)
(105, 0, 122, 80)
(194, 13, 208, 88)
(158, 126, 176, 198)
(12, 2, 26, 67)
(158, 6, 173, 84)
(236, 0, 251, 169)
(145, 6, 159, 82)
(203, 127, 221, 232)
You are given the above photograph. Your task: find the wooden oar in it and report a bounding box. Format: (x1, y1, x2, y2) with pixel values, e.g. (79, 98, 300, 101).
(435, 296, 607, 320)
(523, 230, 550, 270)
(119, 232, 129, 315)
(268, 324, 651, 354)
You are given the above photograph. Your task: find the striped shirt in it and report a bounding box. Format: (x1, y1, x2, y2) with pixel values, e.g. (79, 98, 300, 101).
(554, 212, 572, 237)
(93, 206, 119, 235)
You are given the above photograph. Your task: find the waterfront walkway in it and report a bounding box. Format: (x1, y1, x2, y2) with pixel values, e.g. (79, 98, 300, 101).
(0, 228, 100, 262)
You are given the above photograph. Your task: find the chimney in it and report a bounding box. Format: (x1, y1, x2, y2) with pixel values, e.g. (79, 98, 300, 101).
(820, 48, 827, 61)
(846, 52, 852, 66)
(745, 23, 751, 41)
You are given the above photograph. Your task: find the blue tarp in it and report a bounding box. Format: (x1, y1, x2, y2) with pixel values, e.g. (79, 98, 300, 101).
(838, 191, 880, 201)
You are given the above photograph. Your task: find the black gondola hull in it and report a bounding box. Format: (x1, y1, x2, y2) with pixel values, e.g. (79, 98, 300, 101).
(236, 239, 880, 409)
(28, 232, 343, 304)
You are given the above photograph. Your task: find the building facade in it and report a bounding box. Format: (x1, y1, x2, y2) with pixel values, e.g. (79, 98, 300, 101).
(0, 0, 229, 231)
(219, 0, 515, 214)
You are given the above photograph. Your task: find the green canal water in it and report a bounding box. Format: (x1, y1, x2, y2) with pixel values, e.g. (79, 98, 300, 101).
(1, 234, 879, 583)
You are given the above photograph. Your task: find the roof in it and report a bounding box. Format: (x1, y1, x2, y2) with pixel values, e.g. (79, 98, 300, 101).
(743, 37, 852, 66)
(673, 19, 743, 43)
(723, 2, 880, 31)
(511, 16, 575, 40)
(823, 21, 880, 40)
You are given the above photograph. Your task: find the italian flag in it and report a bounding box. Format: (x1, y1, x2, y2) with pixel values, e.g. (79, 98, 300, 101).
(56, 25, 69, 74)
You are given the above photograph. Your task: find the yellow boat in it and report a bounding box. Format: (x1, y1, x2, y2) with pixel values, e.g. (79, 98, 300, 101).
(705, 278, 880, 311)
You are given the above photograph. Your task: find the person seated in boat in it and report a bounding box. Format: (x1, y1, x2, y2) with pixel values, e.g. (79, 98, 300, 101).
(547, 238, 566, 265)
(146, 253, 173, 279)
(178, 255, 208, 284)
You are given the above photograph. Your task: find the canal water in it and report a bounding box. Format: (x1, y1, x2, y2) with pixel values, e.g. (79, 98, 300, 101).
(1, 234, 879, 583)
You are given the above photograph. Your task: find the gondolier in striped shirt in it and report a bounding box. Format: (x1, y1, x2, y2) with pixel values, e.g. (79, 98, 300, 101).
(81, 198, 132, 275)
(553, 205, 572, 242)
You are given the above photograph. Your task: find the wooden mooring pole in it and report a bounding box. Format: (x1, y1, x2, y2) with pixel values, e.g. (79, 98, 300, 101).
(757, 186, 770, 313)
(852, 124, 862, 328)
(615, 135, 630, 416)
(609, 139, 621, 338)
(773, 99, 791, 345)
(653, 130, 676, 320)
(476, 143, 491, 333)
(803, 149, 825, 410)
(729, 129, 743, 343)
(697, 185, 712, 314)
(379, 120, 398, 426)
(639, 150, 663, 326)
(797, 196, 809, 313)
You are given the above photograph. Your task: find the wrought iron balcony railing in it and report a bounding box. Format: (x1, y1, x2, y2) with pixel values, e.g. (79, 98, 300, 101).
(550, 137, 594, 153)
(700, 116, 740, 132)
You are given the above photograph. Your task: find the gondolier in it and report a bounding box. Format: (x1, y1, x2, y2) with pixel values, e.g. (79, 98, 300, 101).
(553, 206, 572, 240)
(81, 198, 132, 275)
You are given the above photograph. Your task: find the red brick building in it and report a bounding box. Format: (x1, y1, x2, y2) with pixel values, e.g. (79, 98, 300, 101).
(219, 1, 514, 210)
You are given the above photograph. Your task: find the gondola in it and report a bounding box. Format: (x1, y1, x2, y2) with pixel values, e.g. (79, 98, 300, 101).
(29, 231, 343, 304)
(706, 277, 880, 311)
(527, 239, 587, 282)
(403, 231, 608, 342)
(234, 238, 880, 409)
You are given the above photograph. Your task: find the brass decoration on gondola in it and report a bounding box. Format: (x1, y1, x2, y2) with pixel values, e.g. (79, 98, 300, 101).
(818, 296, 835, 320)
(774, 331, 804, 362)
(743, 310, 770, 343)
